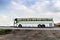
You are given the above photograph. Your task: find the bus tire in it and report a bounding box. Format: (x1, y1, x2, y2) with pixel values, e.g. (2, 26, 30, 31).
(38, 24, 42, 28)
(18, 24, 22, 28)
(41, 24, 45, 28)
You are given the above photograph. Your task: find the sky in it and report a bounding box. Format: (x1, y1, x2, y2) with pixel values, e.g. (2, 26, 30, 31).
(0, 0, 60, 26)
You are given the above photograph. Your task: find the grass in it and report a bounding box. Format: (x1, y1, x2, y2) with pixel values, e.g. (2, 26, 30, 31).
(0, 29, 12, 35)
(57, 36, 60, 38)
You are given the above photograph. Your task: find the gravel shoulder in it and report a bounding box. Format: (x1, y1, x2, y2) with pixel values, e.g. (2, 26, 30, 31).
(0, 30, 60, 40)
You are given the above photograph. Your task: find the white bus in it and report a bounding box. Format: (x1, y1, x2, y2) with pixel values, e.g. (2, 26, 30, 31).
(14, 18, 54, 28)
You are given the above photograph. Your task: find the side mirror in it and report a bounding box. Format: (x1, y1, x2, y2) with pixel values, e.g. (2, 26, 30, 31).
(14, 18, 17, 21)
(14, 18, 18, 24)
(14, 18, 17, 26)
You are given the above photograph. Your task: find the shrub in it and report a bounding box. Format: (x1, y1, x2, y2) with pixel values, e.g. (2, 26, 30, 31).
(0, 29, 12, 35)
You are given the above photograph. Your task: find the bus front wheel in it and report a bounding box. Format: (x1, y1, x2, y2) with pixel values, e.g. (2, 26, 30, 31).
(18, 24, 22, 28)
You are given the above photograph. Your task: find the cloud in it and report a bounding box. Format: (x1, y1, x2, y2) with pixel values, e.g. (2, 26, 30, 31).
(7, 0, 60, 23)
(1, 0, 60, 26)
(20, 0, 38, 7)
(0, 15, 10, 26)
(53, 0, 60, 12)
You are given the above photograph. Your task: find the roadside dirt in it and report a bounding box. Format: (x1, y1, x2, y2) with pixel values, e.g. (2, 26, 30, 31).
(0, 30, 60, 40)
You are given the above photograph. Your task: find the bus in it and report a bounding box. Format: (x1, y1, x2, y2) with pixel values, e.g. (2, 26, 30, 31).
(14, 18, 54, 28)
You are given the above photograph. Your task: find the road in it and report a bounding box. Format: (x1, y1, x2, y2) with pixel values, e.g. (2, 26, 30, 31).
(0, 26, 60, 30)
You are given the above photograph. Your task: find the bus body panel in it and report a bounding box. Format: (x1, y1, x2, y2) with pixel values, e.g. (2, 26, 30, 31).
(14, 18, 54, 27)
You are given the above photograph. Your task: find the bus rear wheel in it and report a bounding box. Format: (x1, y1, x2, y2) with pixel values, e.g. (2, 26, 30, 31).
(18, 24, 22, 28)
(41, 24, 45, 28)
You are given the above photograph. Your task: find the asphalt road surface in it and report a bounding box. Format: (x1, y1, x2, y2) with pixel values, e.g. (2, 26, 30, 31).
(0, 26, 60, 30)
